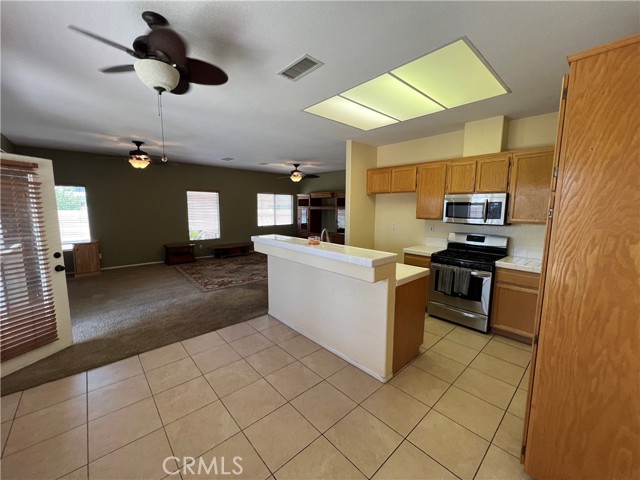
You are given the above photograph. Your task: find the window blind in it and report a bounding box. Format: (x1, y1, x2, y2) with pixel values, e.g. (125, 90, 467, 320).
(0, 159, 59, 362)
(187, 191, 221, 240)
(257, 194, 293, 226)
(55, 186, 91, 249)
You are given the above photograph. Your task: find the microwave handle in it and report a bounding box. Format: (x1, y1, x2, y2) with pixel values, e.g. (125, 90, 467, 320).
(482, 199, 488, 223)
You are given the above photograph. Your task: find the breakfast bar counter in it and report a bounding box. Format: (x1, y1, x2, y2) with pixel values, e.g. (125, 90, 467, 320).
(251, 234, 428, 381)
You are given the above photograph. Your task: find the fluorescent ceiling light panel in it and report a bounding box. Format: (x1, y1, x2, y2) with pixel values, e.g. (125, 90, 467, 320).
(341, 74, 444, 121)
(304, 96, 398, 131)
(392, 39, 508, 109)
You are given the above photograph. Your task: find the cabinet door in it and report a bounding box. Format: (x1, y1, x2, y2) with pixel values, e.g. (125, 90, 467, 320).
(404, 253, 431, 307)
(391, 166, 417, 192)
(416, 163, 448, 219)
(447, 160, 476, 193)
(508, 149, 554, 223)
(475, 155, 511, 193)
(73, 241, 100, 276)
(490, 269, 538, 341)
(367, 168, 391, 194)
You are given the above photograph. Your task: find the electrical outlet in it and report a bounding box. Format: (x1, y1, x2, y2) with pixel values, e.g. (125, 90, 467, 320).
(391, 223, 397, 231)
(428, 225, 435, 232)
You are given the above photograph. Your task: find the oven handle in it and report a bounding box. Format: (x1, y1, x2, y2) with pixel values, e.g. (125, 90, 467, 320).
(482, 199, 488, 223)
(470, 271, 491, 278)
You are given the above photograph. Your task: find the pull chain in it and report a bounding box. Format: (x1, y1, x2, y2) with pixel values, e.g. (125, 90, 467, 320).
(158, 91, 168, 162)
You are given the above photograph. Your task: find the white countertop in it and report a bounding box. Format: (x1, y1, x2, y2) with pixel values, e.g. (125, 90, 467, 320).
(403, 244, 445, 257)
(395, 263, 429, 287)
(496, 256, 542, 274)
(251, 235, 397, 267)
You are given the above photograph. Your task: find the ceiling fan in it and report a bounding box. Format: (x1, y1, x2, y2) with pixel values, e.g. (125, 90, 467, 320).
(68, 11, 228, 94)
(127, 141, 176, 169)
(280, 164, 320, 182)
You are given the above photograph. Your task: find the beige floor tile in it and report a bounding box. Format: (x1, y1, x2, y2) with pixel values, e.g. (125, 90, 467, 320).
(445, 327, 492, 351)
(87, 356, 143, 391)
(265, 362, 321, 400)
(260, 323, 299, 343)
(146, 357, 202, 394)
(492, 335, 532, 352)
(204, 359, 261, 398)
(229, 332, 274, 357)
(165, 400, 240, 459)
(362, 384, 430, 436)
(191, 344, 242, 374)
(217, 322, 257, 343)
(469, 353, 525, 386)
(276, 436, 366, 480)
(433, 386, 503, 440)
(221, 378, 285, 428)
(493, 413, 524, 458)
(430, 339, 479, 365)
(1, 420, 12, 452)
(482, 339, 531, 367)
(372, 440, 457, 480)
(244, 404, 319, 472)
(140, 342, 189, 372)
(1, 392, 21, 423)
(278, 335, 321, 359)
(389, 366, 448, 406)
(475, 445, 533, 480)
(508, 389, 528, 419)
(411, 351, 466, 383)
(325, 407, 402, 478)
(1, 425, 87, 479)
(58, 465, 88, 479)
(89, 429, 175, 480)
(154, 376, 218, 425)
(16, 373, 86, 417)
(247, 314, 282, 332)
(181, 331, 226, 356)
(88, 374, 151, 420)
(424, 316, 456, 336)
(245, 345, 296, 376)
(299, 348, 348, 378)
(290, 381, 357, 433)
(519, 365, 531, 391)
(4, 395, 86, 456)
(327, 365, 383, 403)
(88, 397, 161, 461)
(181, 432, 270, 480)
(454, 369, 516, 410)
(408, 410, 489, 480)
(422, 332, 441, 350)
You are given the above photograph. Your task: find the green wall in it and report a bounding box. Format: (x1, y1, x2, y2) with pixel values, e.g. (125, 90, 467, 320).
(15, 146, 302, 268)
(299, 170, 345, 193)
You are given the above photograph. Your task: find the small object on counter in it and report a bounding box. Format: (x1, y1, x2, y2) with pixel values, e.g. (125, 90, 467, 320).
(308, 236, 320, 245)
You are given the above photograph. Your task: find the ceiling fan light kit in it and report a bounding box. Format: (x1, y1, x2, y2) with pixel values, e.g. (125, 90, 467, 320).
(290, 171, 303, 182)
(134, 59, 180, 92)
(128, 141, 151, 169)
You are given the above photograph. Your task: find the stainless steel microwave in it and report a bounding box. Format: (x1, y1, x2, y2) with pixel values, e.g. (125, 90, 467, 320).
(443, 193, 508, 225)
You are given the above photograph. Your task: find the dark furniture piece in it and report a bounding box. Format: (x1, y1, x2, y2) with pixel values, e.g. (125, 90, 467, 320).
(210, 242, 253, 259)
(164, 243, 196, 265)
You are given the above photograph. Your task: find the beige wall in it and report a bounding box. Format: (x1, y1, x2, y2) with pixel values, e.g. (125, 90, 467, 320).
(365, 112, 558, 257)
(346, 140, 377, 248)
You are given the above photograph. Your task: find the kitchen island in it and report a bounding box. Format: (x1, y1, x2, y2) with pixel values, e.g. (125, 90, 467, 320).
(251, 234, 429, 381)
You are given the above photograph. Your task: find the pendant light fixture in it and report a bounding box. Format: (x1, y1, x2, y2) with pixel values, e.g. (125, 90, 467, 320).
(128, 141, 151, 169)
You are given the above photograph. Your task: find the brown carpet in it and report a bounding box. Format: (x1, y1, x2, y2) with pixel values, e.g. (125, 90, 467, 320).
(0, 253, 268, 395)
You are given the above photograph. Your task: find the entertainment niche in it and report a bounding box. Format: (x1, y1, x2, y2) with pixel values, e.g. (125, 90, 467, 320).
(296, 192, 345, 244)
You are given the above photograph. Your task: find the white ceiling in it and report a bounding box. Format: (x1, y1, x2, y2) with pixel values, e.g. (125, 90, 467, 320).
(1, 1, 638, 174)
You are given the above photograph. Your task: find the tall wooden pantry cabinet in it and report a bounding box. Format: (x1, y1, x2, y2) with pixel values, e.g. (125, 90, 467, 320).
(522, 35, 639, 479)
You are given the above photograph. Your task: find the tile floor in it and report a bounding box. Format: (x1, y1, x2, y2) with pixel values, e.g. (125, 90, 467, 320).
(0, 315, 533, 480)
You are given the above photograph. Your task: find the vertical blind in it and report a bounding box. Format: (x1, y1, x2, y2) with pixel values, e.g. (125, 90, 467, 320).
(187, 191, 221, 240)
(0, 160, 58, 362)
(257, 194, 293, 226)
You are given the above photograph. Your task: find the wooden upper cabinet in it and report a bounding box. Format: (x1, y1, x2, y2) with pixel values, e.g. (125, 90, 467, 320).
(508, 148, 554, 223)
(446, 160, 476, 193)
(366, 168, 391, 194)
(391, 166, 417, 192)
(475, 154, 511, 193)
(416, 162, 448, 219)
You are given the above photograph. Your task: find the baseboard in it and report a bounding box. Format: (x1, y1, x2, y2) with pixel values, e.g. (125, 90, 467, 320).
(101, 260, 164, 270)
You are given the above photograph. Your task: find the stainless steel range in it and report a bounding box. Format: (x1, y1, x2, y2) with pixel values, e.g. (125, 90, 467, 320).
(428, 232, 508, 333)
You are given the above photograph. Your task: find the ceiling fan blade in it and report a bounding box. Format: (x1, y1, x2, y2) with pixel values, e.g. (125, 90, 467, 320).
(171, 77, 190, 95)
(142, 11, 169, 30)
(186, 58, 228, 85)
(68, 25, 140, 58)
(303, 174, 320, 179)
(147, 28, 187, 65)
(100, 64, 135, 73)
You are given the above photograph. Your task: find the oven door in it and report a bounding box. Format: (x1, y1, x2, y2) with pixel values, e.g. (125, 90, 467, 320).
(443, 193, 507, 225)
(428, 263, 492, 316)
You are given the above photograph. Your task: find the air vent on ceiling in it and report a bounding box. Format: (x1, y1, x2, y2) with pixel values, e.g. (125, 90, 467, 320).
(279, 55, 324, 81)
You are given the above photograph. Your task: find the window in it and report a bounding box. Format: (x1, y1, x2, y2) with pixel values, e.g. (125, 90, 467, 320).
(54, 186, 91, 249)
(187, 191, 221, 240)
(257, 194, 293, 226)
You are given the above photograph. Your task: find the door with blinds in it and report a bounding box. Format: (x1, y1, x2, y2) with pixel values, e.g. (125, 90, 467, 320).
(0, 153, 72, 376)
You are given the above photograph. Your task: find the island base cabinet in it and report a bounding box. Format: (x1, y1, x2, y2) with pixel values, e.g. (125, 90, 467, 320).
(392, 276, 428, 373)
(404, 253, 431, 308)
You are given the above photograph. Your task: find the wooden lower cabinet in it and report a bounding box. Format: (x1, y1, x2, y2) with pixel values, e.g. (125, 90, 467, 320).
(73, 240, 100, 276)
(490, 268, 538, 342)
(392, 275, 428, 373)
(404, 253, 431, 307)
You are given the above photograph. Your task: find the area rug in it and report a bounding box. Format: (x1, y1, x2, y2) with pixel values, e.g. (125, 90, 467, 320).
(175, 253, 268, 292)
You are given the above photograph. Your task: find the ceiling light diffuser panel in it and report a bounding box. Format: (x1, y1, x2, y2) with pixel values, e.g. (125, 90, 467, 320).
(304, 37, 509, 130)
